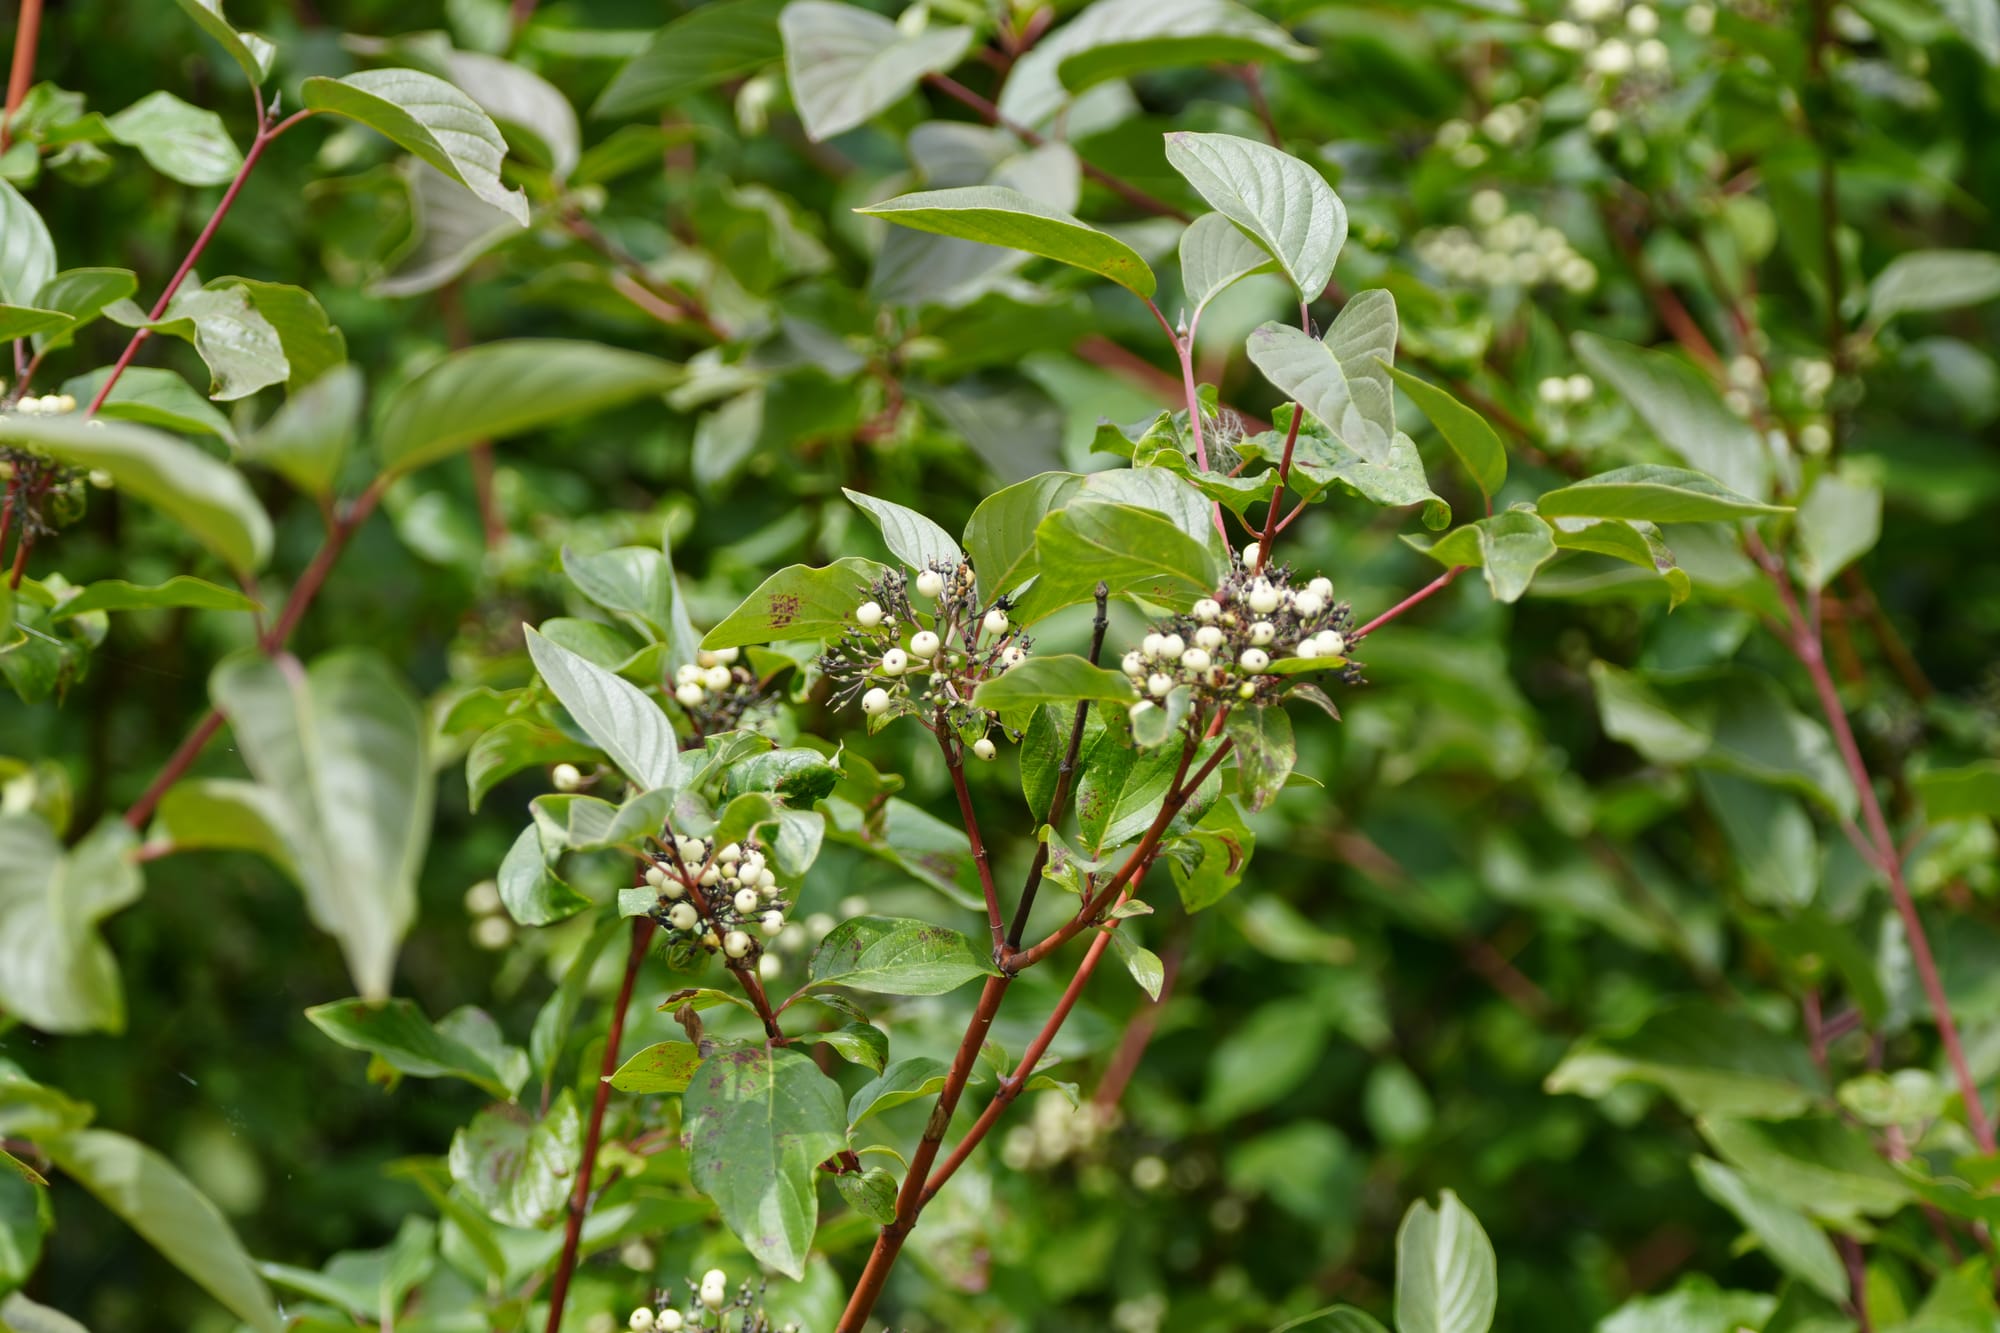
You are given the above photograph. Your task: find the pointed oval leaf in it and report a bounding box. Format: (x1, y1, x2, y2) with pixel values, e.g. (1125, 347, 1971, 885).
(103, 91, 243, 187)
(0, 305, 73, 341)
(1537, 465, 1790, 524)
(859, 186, 1157, 297)
(301, 69, 530, 226)
(524, 626, 678, 791)
(0, 181, 58, 310)
(1572, 332, 1769, 499)
(375, 339, 679, 473)
(1164, 132, 1344, 301)
(701, 557, 888, 649)
(53, 576, 258, 619)
(60, 366, 235, 443)
(0, 817, 142, 1034)
(807, 915, 1000, 995)
(593, 0, 788, 118)
(172, 0, 277, 85)
(842, 488, 964, 571)
(607, 1041, 703, 1093)
(33, 266, 139, 352)
(305, 997, 521, 1100)
(1380, 362, 1505, 500)
(240, 363, 360, 498)
(1394, 1189, 1497, 1333)
(780, 1, 975, 142)
(1181, 210, 1278, 315)
(972, 654, 1138, 711)
(0, 416, 272, 572)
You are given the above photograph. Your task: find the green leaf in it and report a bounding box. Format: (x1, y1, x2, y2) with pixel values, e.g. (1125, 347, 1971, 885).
(779, 1, 974, 142)
(964, 471, 1084, 603)
(447, 1092, 581, 1229)
(1052, 0, 1313, 94)
(1866, 249, 2000, 324)
(1689, 1158, 1846, 1303)
(1594, 1278, 1776, 1333)
(841, 488, 964, 571)
(683, 1045, 847, 1278)
(1272, 409, 1448, 526)
(1697, 771, 1817, 910)
(1164, 132, 1345, 301)
(496, 822, 592, 926)
(305, 998, 526, 1100)
(858, 187, 1157, 298)
(1226, 706, 1296, 812)
(793, 1023, 889, 1073)
(209, 650, 430, 1000)
(1545, 1002, 1823, 1118)
(1407, 511, 1557, 604)
(1010, 500, 1226, 625)
(1587, 661, 1711, 764)
(1394, 1190, 1497, 1333)
(31, 267, 137, 351)
(0, 817, 142, 1034)
(1247, 292, 1398, 464)
(1380, 363, 1505, 500)
(172, 0, 277, 85)
(562, 545, 675, 639)
(0, 1294, 91, 1332)
(61, 366, 235, 443)
(807, 915, 1000, 995)
(701, 557, 887, 649)
(53, 576, 258, 619)
(593, 0, 787, 118)
(110, 284, 289, 401)
(103, 92, 242, 187)
(607, 1041, 703, 1093)
(1181, 211, 1279, 315)
(46, 1129, 281, 1331)
(833, 1167, 899, 1226)
(972, 655, 1137, 713)
(301, 69, 530, 226)
(1700, 1116, 1913, 1224)
(204, 278, 347, 390)
(1916, 761, 2000, 820)
(1573, 333, 1770, 499)
(1109, 930, 1165, 1000)
(239, 363, 360, 498)
(1794, 470, 1881, 590)
(524, 626, 678, 791)
(1537, 466, 1789, 524)
(1078, 736, 1213, 854)
(1547, 517, 1690, 609)
(440, 48, 580, 178)
(0, 181, 55, 310)
(375, 338, 679, 474)
(0, 305, 72, 341)
(1268, 1308, 1391, 1333)
(847, 1056, 950, 1127)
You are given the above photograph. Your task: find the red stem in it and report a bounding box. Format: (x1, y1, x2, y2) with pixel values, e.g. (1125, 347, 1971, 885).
(1354, 567, 1462, 639)
(543, 915, 655, 1333)
(7, 529, 30, 590)
(0, 0, 42, 154)
(942, 728, 1007, 957)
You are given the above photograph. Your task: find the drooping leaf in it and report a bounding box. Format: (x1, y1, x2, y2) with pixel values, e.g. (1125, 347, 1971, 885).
(806, 916, 1000, 995)
(203, 277, 347, 390)
(593, 0, 788, 118)
(301, 69, 530, 225)
(0, 817, 142, 1034)
(1226, 705, 1296, 812)
(1794, 470, 1881, 590)
(171, 0, 277, 85)
(524, 626, 678, 791)
(606, 1041, 703, 1094)
(1247, 292, 1398, 464)
(1573, 333, 1770, 499)
(1536, 466, 1789, 524)
(440, 49, 580, 178)
(963, 471, 1085, 603)
(1380, 362, 1506, 500)
(108, 284, 289, 401)
(1052, 0, 1313, 94)
(1545, 1002, 1823, 1118)
(495, 822, 592, 926)
(859, 187, 1157, 297)
(1546, 517, 1690, 609)
(1689, 1157, 1846, 1302)
(701, 558, 888, 649)
(1866, 249, 2000, 324)
(1165, 132, 1345, 301)
(375, 339, 679, 473)
(1394, 1190, 1497, 1333)
(209, 651, 430, 1000)
(46, 1129, 281, 1331)
(32, 267, 138, 351)
(682, 1045, 847, 1278)
(305, 997, 527, 1100)
(0, 305, 71, 341)
(1406, 511, 1557, 604)
(447, 1093, 581, 1229)
(780, 1, 974, 142)
(53, 576, 258, 619)
(972, 655, 1138, 713)
(103, 91, 242, 187)
(846, 1056, 951, 1127)
(238, 363, 361, 498)
(0, 182, 56, 310)
(61, 366, 235, 443)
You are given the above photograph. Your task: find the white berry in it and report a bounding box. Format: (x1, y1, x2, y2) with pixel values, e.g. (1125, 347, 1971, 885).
(667, 902, 698, 931)
(552, 763, 582, 792)
(734, 887, 761, 914)
(760, 909, 786, 936)
(910, 630, 941, 659)
(714, 647, 740, 664)
(915, 569, 945, 598)
(658, 1313, 684, 1333)
(1249, 621, 1276, 646)
(983, 608, 1009, 635)
(1181, 647, 1211, 671)
(964, 736, 994, 762)
(676, 663, 702, 685)
(856, 600, 884, 627)
(1296, 639, 1321, 659)
(1122, 651, 1144, 677)
(675, 682, 705, 707)
(1242, 542, 1262, 568)
(1192, 598, 1222, 622)
(1194, 625, 1225, 651)
(1240, 648, 1270, 671)
(1247, 581, 1280, 614)
(630, 1308, 657, 1331)
(720, 843, 742, 862)
(1142, 633, 1166, 658)
(1317, 630, 1347, 656)
(703, 665, 733, 692)
(724, 930, 752, 958)
(1161, 634, 1187, 659)
(1148, 673, 1174, 697)
(1308, 576, 1334, 600)
(645, 865, 668, 889)
(700, 1270, 729, 1309)
(862, 687, 890, 715)
(1002, 645, 1027, 669)
(1294, 591, 1325, 617)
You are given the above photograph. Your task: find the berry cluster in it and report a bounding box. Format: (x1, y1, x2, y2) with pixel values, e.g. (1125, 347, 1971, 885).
(462, 879, 512, 951)
(1120, 548, 1360, 714)
(671, 647, 769, 735)
(628, 1267, 793, 1332)
(2, 391, 78, 415)
(1414, 189, 1598, 295)
(642, 835, 789, 964)
(817, 560, 1029, 755)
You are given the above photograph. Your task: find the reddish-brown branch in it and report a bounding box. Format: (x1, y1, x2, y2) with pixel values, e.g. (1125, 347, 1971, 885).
(1354, 567, 1462, 639)
(942, 727, 1007, 957)
(1839, 567, 1933, 702)
(1602, 199, 1724, 376)
(0, 0, 42, 153)
(564, 215, 726, 340)
(1254, 308, 1311, 570)
(122, 481, 385, 830)
(7, 528, 31, 590)
(921, 73, 1190, 221)
(544, 915, 655, 1333)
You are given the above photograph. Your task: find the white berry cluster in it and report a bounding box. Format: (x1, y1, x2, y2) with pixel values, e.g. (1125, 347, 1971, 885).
(1432, 98, 1541, 169)
(1536, 374, 1597, 408)
(2, 392, 78, 415)
(628, 1267, 794, 1332)
(1413, 190, 1598, 295)
(999, 1090, 1114, 1170)
(462, 879, 512, 951)
(643, 835, 789, 965)
(1544, 1, 1714, 136)
(818, 560, 1029, 758)
(670, 647, 766, 734)
(1120, 549, 1359, 716)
